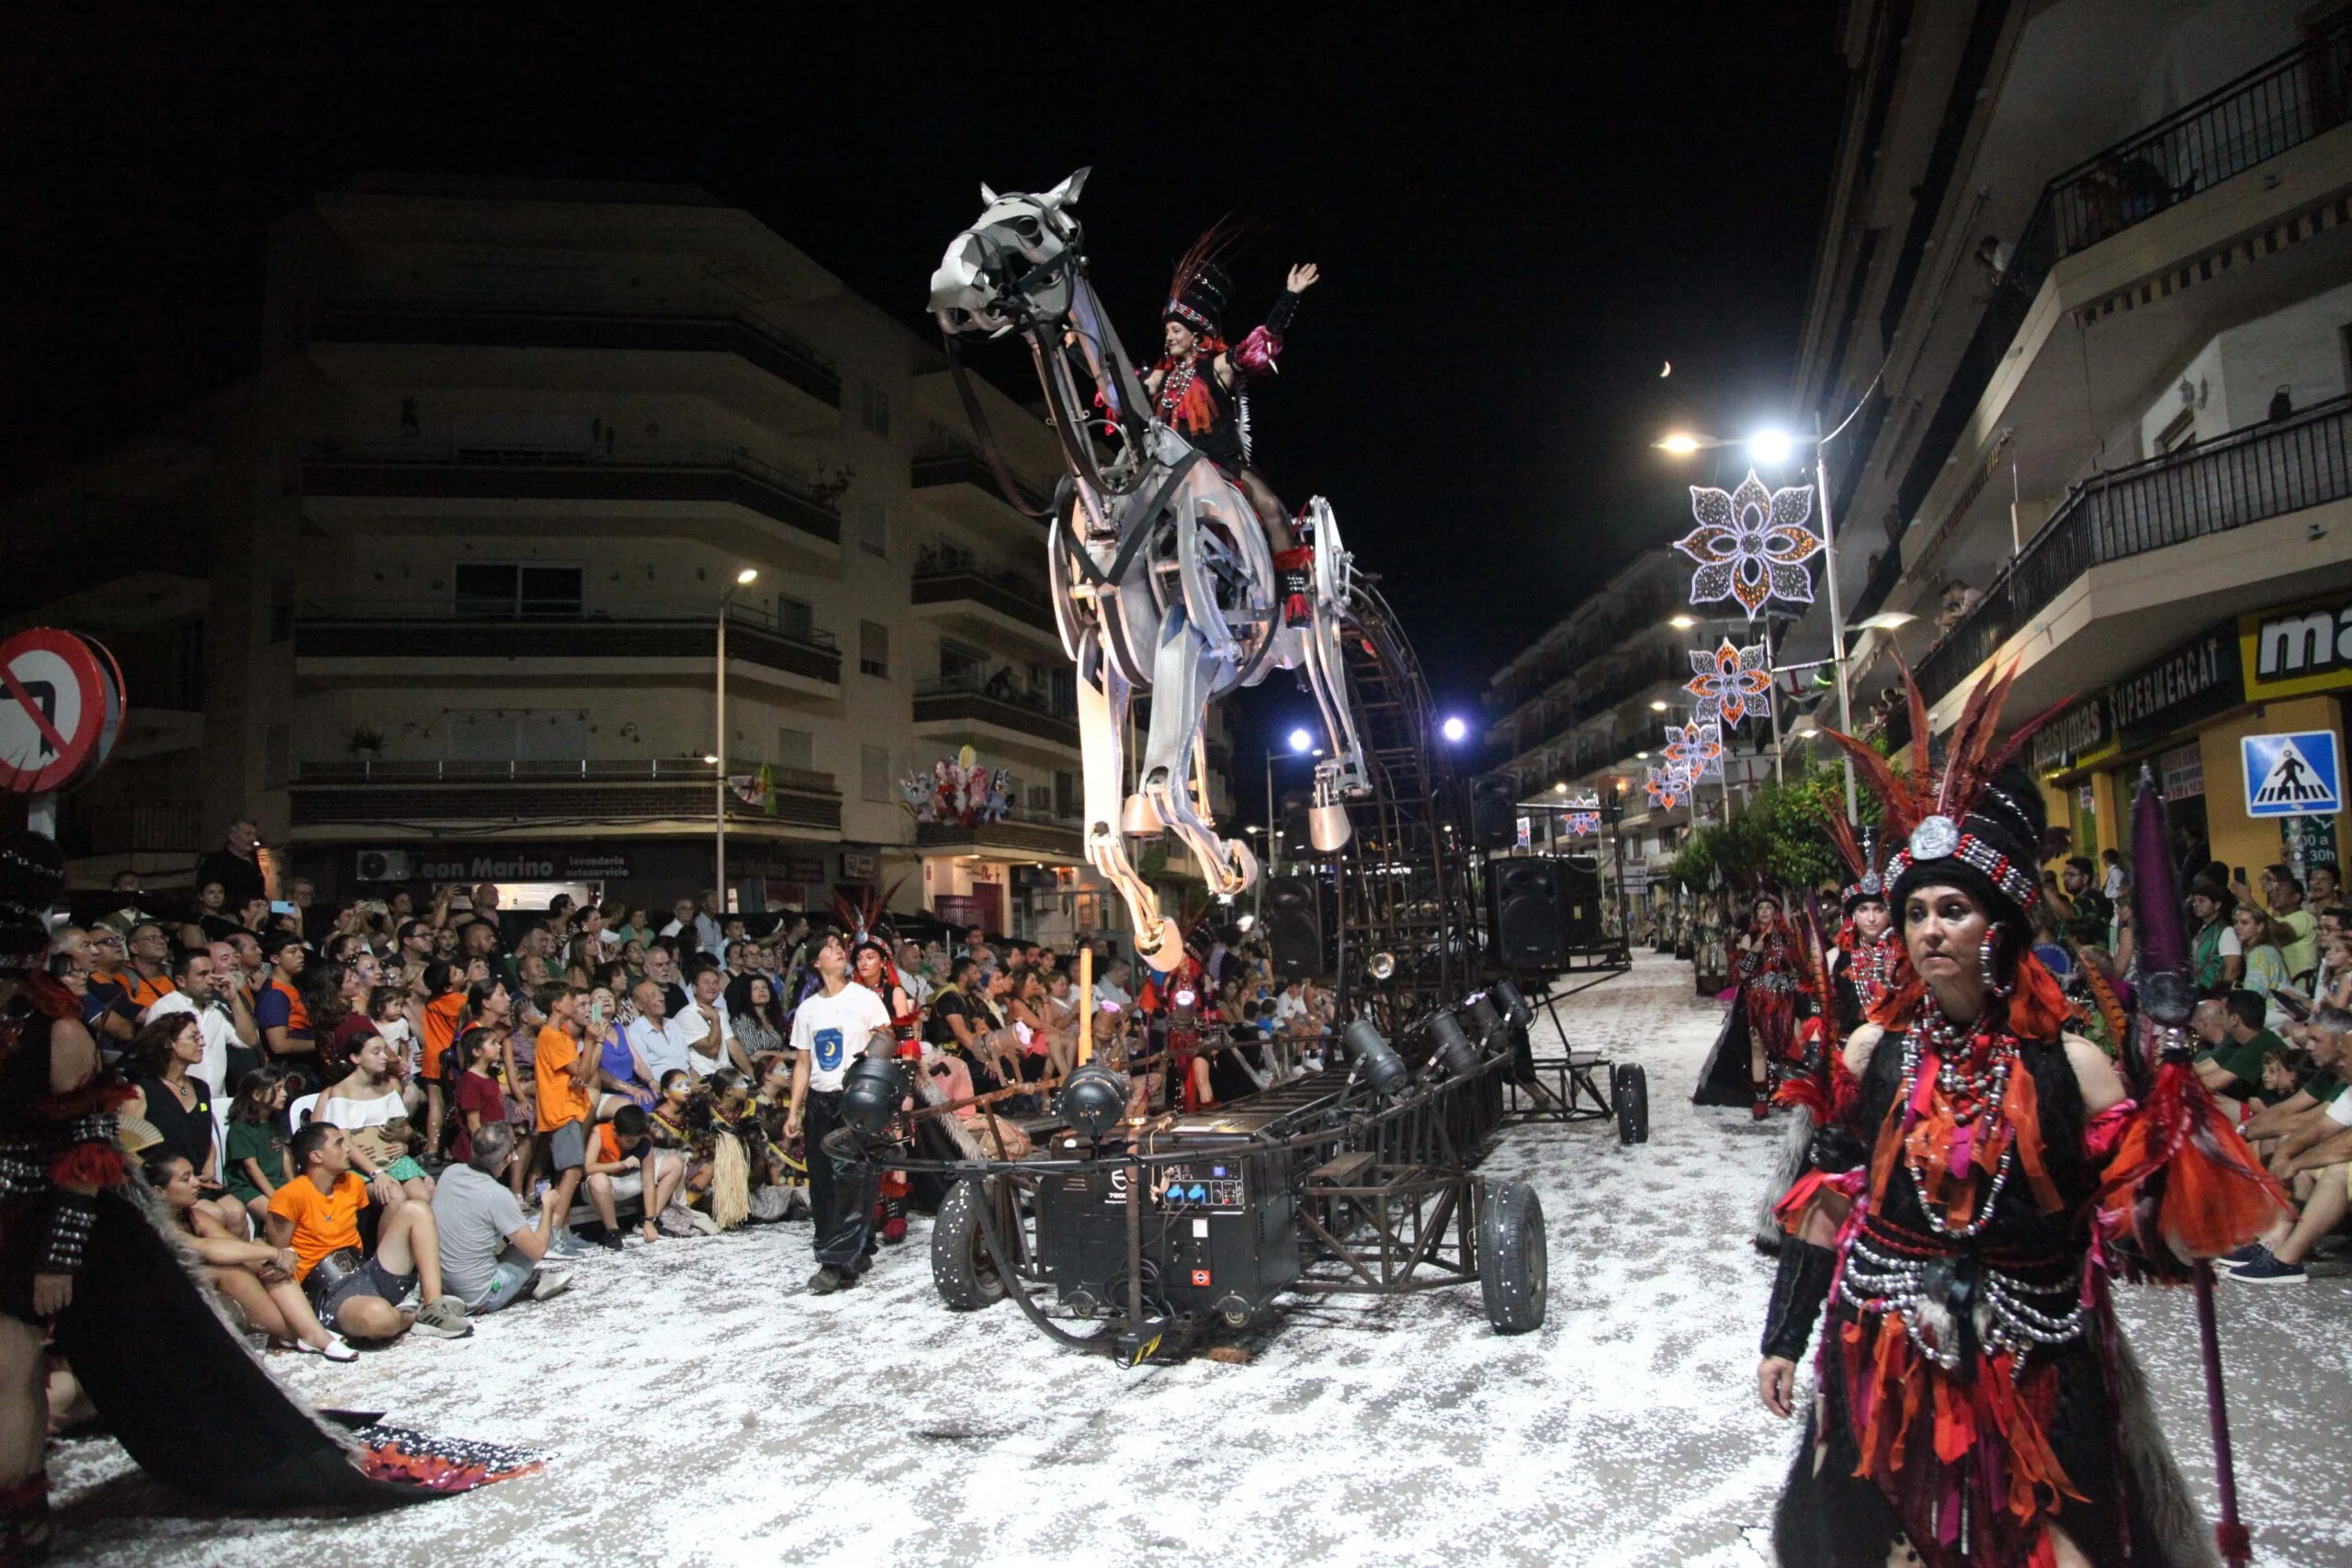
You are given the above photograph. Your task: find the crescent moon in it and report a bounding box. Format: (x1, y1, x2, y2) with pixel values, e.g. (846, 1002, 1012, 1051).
(1660, 360, 1672, 378)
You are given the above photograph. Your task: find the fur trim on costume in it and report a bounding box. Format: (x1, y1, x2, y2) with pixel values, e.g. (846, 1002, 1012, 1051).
(2110, 1325, 2222, 1568)
(1754, 1103, 1815, 1255)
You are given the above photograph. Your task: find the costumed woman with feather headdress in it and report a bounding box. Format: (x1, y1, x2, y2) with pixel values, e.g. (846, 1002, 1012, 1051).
(1826, 820, 1904, 1033)
(1694, 888, 1804, 1118)
(1147, 229, 1321, 626)
(1758, 668, 2289, 1568)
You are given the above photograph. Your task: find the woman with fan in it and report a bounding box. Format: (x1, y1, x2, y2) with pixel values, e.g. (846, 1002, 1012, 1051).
(1758, 668, 2289, 1568)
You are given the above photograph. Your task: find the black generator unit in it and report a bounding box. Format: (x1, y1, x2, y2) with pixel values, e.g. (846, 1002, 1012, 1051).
(1036, 1097, 1329, 1325)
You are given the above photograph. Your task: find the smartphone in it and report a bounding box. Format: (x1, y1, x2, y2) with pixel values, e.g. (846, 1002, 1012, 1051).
(2233, 866, 2247, 884)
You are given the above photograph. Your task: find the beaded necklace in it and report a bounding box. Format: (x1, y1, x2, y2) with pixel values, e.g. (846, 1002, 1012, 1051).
(1896, 1010, 2020, 1238)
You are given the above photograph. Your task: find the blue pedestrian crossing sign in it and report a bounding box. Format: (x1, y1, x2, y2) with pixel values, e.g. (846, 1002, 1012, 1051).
(2242, 730, 2342, 818)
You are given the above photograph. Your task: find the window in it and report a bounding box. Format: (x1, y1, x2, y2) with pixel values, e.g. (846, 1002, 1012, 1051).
(854, 502, 888, 559)
(859, 381, 892, 437)
(938, 639, 987, 686)
(775, 595, 814, 642)
(1027, 785, 1053, 814)
(454, 563, 583, 618)
(263, 723, 290, 788)
(445, 710, 588, 761)
(860, 744, 892, 804)
(775, 728, 814, 773)
(2154, 407, 2196, 456)
(859, 619, 889, 678)
(1055, 769, 1078, 818)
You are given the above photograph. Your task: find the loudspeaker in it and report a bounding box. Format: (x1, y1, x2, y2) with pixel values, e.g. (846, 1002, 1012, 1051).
(1556, 856, 1603, 948)
(1264, 875, 1329, 980)
(1488, 857, 1567, 970)
(1467, 773, 1521, 850)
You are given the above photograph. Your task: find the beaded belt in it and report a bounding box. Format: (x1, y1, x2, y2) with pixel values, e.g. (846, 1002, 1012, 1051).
(1752, 972, 1797, 996)
(1840, 1231, 2087, 1376)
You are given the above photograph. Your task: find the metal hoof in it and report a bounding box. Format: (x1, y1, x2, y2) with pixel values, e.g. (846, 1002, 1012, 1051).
(1308, 803, 1352, 852)
(1121, 794, 1166, 835)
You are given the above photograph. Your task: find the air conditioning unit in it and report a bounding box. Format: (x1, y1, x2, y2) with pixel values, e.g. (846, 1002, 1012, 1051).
(356, 849, 413, 883)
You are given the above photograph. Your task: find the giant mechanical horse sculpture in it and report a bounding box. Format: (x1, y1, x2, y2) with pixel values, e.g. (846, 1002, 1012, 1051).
(930, 169, 1367, 972)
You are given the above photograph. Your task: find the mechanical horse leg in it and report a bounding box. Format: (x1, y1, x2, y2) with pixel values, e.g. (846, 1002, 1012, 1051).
(1075, 631, 1179, 970)
(1140, 606, 1252, 900)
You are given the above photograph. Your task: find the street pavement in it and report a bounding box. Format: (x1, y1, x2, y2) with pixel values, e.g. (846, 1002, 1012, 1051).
(47, 954, 2352, 1566)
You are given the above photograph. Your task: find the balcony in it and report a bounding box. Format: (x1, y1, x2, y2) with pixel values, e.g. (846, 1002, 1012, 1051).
(1509, 644, 1690, 758)
(908, 437, 1055, 547)
(1860, 17, 2352, 617)
(909, 559, 1060, 649)
(288, 757, 841, 834)
(915, 816, 1086, 863)
(301, 443, 842, 552)
(303, 299, 842, 410)
(912, 676, 1080, 754)
(1916, 396, 2352, 708)
(294, 606, 842, 694)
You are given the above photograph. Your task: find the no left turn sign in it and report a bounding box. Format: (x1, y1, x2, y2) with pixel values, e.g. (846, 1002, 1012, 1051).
(0, 628, 120, 795)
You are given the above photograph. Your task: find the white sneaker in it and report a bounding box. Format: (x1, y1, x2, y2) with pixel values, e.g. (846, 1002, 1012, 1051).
(526, 1269, 574, 1303)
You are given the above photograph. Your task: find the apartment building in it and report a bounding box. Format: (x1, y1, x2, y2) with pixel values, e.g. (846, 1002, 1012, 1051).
(3, 175, 1225, 936)
(1785, 0, 2352, 876)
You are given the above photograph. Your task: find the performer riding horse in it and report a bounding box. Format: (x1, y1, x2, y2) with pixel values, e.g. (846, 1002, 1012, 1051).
(930, 169, 1369, 971)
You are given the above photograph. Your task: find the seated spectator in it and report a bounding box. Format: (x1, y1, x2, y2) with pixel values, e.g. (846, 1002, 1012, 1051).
(266, 1122, 471, 1342)
(725, 973, 786, 1061)
(316, 1032, 435, 1203)
(2187, 880, 2241, 993)
(590, 987, 658, 1116)
(147, 1152, 356, 1361)
(682, 963, 751, 1081)
(125, 1014, 244, 1235)
(2231, 1004, 2352, 1284)
(1093, 957, 1135, 1012)
(254, 932, 318, 1081)
(2189, 993, 2282, 1113)
(2317, 906, 2352, 1011)
(430, 1122, 571, 1314)
(2232, 905, 2296, 1028)
(582, 1105, 684, 1245)
(412, 959, 467, 1156)
(647, 1070, 717, 1214)
(448, 1026, 509, 1174)
(221, 1066, 294, 1231)
(624, 978, 701, 1085)
(146, 943, 252, 1101)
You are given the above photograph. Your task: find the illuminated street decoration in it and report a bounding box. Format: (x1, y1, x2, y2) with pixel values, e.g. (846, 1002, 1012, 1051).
(1686, 638, 1771, 729)
(1663, 717, 1723, 781)
(1566, 810, 1600, 836)
(1675, 470, 1822, 619)
(1645, 763, 1690, 809)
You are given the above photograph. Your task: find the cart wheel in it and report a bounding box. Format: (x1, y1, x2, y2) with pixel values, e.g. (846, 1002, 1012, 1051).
(1477, 1180, 1547, 1334)
(1612, 1063, 1649, 1145)
(931, 1178, 1006, 1311)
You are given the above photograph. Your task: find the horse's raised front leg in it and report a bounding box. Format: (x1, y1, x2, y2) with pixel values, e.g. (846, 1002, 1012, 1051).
(1140, 607, 1254, 901)
(1075, 631, 1180, 971)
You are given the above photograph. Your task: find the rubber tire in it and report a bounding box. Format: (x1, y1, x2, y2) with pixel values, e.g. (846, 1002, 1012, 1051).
(931, 1178, 1007, 1312)
(1477, 1179, 1547, 1335)
(1613, 1062, 1650, 1145)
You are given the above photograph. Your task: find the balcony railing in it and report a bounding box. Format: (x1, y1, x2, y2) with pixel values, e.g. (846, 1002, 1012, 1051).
(304, 299, 841, 407)
(1916, 397, 2352, 705)
(289, 758, 841, 831)
(293, 607, 842, 685)
(1859, 16, 2352, 617)
(302, 442, 842, 545)
(1513, 644, 1690, 756)
(910, 567, 1057, 636)
(915, 817, 1085, 858)
(58, 801, 205, 860)
(910, 441, 1054, 515)
(912, 676, 1080, 749)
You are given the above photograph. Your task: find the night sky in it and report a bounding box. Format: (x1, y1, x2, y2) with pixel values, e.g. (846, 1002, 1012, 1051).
(0, 6, 1847, 803)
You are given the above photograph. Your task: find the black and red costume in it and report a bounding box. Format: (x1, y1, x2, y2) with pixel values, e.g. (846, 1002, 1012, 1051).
(1694, 897, 1804, 1117)
(1761, 672, 2285, 1568)
(1152, 227, 1314, 625)
(1826, 821, 1904, 1033)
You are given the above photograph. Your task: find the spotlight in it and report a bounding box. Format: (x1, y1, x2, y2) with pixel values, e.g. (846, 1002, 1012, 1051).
(1344, 1020, 1409, 1099)
(1426, 1009, 1479, 1081)
(1668, 615, 1695, 629)
(1656, 433, 1702, 456)
(1464, 993, 1502, 1048)
(1367, 950, 1396, 981)
(1057, 1063, 1131, 1138)
(1441, 716, 1468, 743)
(1287, 728, 1314, 753)
(840, 1054, 907, 1136)
(1489, 979, 1533, 1029)
(1747, 427, 1795, 466)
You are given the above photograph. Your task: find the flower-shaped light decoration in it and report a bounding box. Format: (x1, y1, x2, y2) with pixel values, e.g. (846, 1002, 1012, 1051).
(1676, 470, 1823, 620)
(1663, 718, 1724, 781)
(1686, 639, 1772, 730)
(1645, 763, 1690, 810)
(1566, 810, 1601, 836)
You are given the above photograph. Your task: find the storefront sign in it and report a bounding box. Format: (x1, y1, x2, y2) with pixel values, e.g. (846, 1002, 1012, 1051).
(2030, 700, 2111, 778)
(403, 849, 634, 882)
(2242, 596, 2352, 700)
(2107, 629, 2240, 750)
(840, 851, 878, 881)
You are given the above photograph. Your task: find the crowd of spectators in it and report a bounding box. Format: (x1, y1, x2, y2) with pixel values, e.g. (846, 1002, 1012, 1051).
(77, 824, 1327, 1352)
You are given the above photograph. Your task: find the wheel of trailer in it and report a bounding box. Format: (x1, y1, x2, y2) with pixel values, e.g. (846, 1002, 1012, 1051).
(932, 1178, 1006, 1311)
(1477, 1180, 1547, 1334)
(1612, 1062, 1649, 1145)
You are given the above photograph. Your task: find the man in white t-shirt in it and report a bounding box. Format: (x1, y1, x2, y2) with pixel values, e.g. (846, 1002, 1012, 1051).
(1093, 957, 1135, 1013)
(784, 933, 892, 1294)
(143, 949, 248, 1098)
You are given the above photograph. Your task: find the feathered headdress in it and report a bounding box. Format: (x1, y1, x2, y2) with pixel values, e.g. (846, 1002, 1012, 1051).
(1163, 215, 1263, 338)
(1818, 810, 1888, 913)
(1815, 657, 2064, 919)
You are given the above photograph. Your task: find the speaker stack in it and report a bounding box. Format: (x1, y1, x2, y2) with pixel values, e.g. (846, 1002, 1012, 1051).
(1263, 875, 1331, 980)
(1487, 857, 1568, 971)
(1466, 773, 1521, 851)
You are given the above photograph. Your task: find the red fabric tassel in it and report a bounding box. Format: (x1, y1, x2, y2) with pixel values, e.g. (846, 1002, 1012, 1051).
(2095, 1057, 2290, 1266)
(50, 1144, 126, 1190)
(1232, 325, 1283, 374)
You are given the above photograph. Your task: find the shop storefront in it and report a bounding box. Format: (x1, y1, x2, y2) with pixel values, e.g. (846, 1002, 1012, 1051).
(2032, 595, 2346, 885)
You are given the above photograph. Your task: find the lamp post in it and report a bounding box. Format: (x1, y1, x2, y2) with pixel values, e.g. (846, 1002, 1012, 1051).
(716, 567, 759, 911)
(1265, 728, 1317, 879)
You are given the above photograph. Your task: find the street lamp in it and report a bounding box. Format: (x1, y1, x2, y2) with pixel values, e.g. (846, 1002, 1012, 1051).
(1657, 421, 1857, 821)
(716, 566, 759, 911)
(1265, 727, 1319, 878)
(1441, 715, 1469, 744)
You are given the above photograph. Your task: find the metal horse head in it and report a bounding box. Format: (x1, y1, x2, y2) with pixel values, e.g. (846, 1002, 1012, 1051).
(930, 169, 1090, 337)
